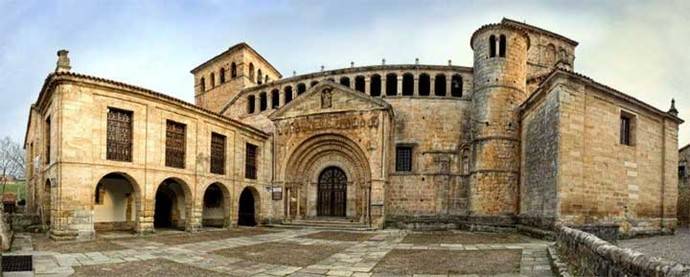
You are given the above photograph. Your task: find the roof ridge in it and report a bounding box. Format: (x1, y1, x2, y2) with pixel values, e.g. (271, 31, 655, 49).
(501, 18, 579, 46)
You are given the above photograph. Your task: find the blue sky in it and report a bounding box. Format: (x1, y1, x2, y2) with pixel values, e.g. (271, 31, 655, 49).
(1, 0, 689, 146)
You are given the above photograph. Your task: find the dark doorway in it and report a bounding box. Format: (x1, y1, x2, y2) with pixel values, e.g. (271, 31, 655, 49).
(317, 167, 347, 217)
(202, 183, 226, 227)
(238, 188, 257, 226)
(154, 189, 173, 228)
(154, 180, 186, 230)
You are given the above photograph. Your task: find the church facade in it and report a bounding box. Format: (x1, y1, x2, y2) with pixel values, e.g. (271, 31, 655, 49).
(24, 18, 682, 240)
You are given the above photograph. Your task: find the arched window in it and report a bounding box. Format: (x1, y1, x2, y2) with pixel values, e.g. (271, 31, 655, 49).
(231, 63, 237, 78)
(247, 95, 256, 114)
(259, 92, 267, 111)
(311, 80, 319, 87)
(418, 73, 430, 96)
(462, 148, 470, 175)
(210, 73, 215, 88)
(559, 48, 569, 64)
(271, 89, 279, 109)
(370, 74, 382, 96)
(355, 75, 365, 93)
(545, 44, 557, 65)
(200, 77, 206, 92)
(257, 69, 263, 85)
(284, 86, 293, 104)
(402, 73, 414, 96)
(451, 74, 463, 97)
(248, 63, 255, 81)
(385, 73, 397, 96)
(435, 74, 447, 96)
(339, 77, 351, 87)
(265, 75, 269, 83)
(297, 83, 306, 95)
(499, 35, 507, 57)
(220, 68, 226, 84)
(489, 35, 496, 58)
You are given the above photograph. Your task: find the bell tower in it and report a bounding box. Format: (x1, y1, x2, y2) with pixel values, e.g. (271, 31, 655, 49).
(468, 23, 530, 222)
(191, 43, 281, 113)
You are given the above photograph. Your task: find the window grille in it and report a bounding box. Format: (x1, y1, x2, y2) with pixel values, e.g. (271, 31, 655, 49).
(165, 120, 186, 168)
(106, 108, 133, 162)
(245, 143, 258, 179)
(210, 133, 226, 174)
(396, 146, 413, 172)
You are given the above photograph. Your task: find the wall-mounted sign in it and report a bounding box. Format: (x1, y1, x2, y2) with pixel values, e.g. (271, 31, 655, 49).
(272, 186, 283, 200)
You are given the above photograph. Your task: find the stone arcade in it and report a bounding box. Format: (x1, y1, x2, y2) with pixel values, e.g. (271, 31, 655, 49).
(24, 18, 682, 240)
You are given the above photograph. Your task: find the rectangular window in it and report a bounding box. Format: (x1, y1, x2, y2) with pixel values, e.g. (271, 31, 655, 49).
(165, 120, 186, 168)
(620, 111, 635, 146)
(245, 143, 258, 179)
(45, 117, 51, 164)
(210, 132, 226, 175)
(396, 146, 413, 172)
(680, 166, 687, 178)
(106, 108, 133, 162)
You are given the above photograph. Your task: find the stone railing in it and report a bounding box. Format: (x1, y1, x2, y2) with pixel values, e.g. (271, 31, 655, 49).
(555, 224, 690, 276)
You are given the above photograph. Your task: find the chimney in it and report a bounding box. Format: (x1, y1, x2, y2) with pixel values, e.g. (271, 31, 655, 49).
(56, 49, 71, 73)
(415, 58, 419, 65)
(448, 59, 452, 66)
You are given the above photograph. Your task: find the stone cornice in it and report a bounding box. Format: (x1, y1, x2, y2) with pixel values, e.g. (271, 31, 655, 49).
(32, 71, 269, 139)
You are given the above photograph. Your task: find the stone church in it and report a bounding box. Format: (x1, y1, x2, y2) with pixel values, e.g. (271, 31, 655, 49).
(24, 18, 682, 240)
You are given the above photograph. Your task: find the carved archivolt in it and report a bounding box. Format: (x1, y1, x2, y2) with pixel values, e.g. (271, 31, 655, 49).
(283, 134, 371, 185)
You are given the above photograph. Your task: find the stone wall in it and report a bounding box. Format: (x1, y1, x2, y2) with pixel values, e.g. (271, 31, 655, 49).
(678, 146, 690, 226)
(555, 225, 690, 276)
(552, 73, 680, 236)
(25, 73, 273, 240)
(519, 83, 560, 229)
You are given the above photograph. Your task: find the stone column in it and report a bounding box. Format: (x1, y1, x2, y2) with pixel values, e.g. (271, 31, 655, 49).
(254, 94, 260, 113)
(296, 186, 302, 219)
(446, 76, 452, 97)
(285, 186, 291, 220)
(365, 77, 371, 95)
(397, 76, 402, 96)
(430, 77, 436, 96)
(413, 75, 419, 96)
(279, 89, 285, 107)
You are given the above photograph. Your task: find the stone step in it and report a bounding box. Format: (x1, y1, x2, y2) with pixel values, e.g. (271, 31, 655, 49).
(267, 219, 375, 231)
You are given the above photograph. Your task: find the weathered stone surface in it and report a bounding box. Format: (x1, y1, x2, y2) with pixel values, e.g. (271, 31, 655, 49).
(555, 225, 690, 276)
(22, 18, 683, 240)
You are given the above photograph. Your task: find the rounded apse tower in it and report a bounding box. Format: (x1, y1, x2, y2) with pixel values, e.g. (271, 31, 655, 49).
(469, 23, 529, 222)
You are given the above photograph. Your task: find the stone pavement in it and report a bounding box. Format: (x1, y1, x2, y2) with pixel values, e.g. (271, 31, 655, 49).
(7, 228, 555, 276)
(618, 227, 690, 264)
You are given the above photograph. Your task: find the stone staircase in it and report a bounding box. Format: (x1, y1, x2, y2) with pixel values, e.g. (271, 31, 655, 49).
(267, 217, 375, 231)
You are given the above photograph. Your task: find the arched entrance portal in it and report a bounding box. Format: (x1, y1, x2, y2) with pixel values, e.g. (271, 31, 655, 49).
(238, 187, 258, 226)
(154, 178, 190, 230)
(93, 173, 140, 232)
(202, 183, 229, 227)
(317, 167, 347, 217)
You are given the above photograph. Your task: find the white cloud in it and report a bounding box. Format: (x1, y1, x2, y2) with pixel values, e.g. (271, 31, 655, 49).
(1, 0, 689, 147)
